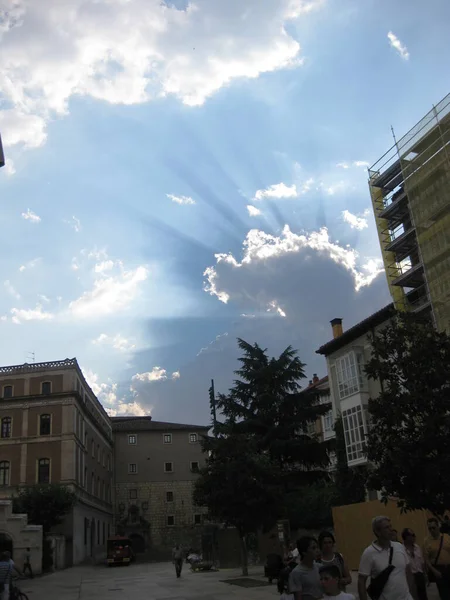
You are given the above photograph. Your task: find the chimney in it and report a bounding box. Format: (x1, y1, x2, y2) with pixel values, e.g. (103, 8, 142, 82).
(313, 374, 319, 384)
(330, 318, 343, 339)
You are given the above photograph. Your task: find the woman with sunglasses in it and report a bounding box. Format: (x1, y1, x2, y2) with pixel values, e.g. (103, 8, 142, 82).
(402, 528, 428, 600)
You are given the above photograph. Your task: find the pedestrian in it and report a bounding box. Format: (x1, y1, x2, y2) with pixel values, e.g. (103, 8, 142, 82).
(288, 536, 323, 600)
(23, 547, 33, 578)
(401, 528, 427, 600)
(358, 515, 416, 600)
(317, 531, 352, 589)
(319, 564, 355, 600)
(423, 517, 450, 600)
(172, 544, 183, 578)
(0, 552, 12, 600)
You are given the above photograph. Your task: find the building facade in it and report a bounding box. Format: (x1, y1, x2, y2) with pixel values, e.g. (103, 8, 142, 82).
(0, 359, 114, 565)
(112, 417, 209, 558)
(369, 93, 450, 333)
(316, 305, 396, 468)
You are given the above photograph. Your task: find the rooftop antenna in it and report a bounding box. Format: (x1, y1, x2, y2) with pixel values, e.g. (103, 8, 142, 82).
(26, 351, 35, 363)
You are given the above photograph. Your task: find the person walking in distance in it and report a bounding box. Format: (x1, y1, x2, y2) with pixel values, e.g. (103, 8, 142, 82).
(288, 537, 323, 600)
(358, 516, 416, 600)
(23, 547, 33, 578)
(172, 544, 183, 578)
(402, 529, 427, 600)
(424, 517, 450, 600)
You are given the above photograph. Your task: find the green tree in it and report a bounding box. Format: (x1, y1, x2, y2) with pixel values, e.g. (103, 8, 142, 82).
(13, 484, 76, 534)
(194, 433, 281, 575)
(333, 416, 367, 506)
(218, 339, 331, 490)
(284, 480, 335, 530)
(365, 313, 450, 515)
(195, 339, 331, 573)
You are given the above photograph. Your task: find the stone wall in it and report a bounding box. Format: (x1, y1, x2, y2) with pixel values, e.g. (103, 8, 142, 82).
(0, 500, 42, 574)
(115, 480, 207, 559)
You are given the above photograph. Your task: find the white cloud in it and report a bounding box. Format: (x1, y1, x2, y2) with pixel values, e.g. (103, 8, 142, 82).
(2, 159, 16, 176)
(0, 0, 322, 149)
(336, 161, 369, 169)
(94, 260, 115, 273)
(247, 205, 262, 217)
(21, 209, 41, 223)
(68, 265, 148, 318)
(65, 216, 81, 232)
(353, 160, 370, 168)
(132, 367, 169, 383)
(172, 371, 181, 380)
(387, 31, 410, 60)
(19, 258, 40, 272)
(38, 294, 50, 303)
(167, 194, 196, 206)
(4, 280, 21, 300)
(254, 182, 298, 201)
(71, 257, 80, 271)
(342, 208, 371, 231)
(83, 368, 150, 416)
(10, 304, 54, 324)
(204, 225, 382, 313)
(336, 162, 350, 169)
(93, 333, 136, 353)
(197, 332, 229, 356)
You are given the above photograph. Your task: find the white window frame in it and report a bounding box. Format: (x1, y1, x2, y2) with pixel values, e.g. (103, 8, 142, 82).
(342, 405, 367, 463)
(163, 433, 172, 444)
(128, 434, 137, 445)
(336, 351, 362, 400)
(189, 433, 198, 443)
(323, 410, 334, 433)
(128, 463, 138, 474)
(164, 462, 173, 473)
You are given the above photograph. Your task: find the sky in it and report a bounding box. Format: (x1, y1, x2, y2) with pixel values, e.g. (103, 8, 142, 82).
(0, 0, 449, 423)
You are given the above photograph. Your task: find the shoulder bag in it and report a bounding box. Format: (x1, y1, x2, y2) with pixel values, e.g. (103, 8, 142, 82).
(428, 535, 444, 583)
(367, 546, 395, 600)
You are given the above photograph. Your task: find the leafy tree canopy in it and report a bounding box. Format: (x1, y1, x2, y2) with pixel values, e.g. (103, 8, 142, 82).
(13, 484, 76, 534)
(365, 313, 450, 515)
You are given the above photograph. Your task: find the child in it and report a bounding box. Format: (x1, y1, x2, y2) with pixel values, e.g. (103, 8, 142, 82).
(319, 564, 355, 600)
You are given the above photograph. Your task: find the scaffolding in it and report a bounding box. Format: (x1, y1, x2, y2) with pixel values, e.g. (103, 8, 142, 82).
(369, 93, 450, 333)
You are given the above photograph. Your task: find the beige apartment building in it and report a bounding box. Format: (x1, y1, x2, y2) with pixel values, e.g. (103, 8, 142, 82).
(316, 305, 396, 471)
(0, 359, 114, 565)
(112, 416, 209, 558)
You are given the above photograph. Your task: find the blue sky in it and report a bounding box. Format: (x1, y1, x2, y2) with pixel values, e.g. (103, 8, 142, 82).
(0, 0, 449, 422)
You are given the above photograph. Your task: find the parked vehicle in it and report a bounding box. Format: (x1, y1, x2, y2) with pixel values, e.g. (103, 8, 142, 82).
(106, 536, 135, 566)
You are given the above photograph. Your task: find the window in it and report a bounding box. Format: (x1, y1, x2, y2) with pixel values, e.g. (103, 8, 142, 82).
(84, 468, 87, 489)
(190, 461, 199, 473)
(342, 405, 367, 463)
(103, 522, 105, 544)
(84, 431, 88, 448)
(194, 514, 202, 525)
(84, 517, 88, 545)
(107, 455, 111, 471)
(2, 386, 12, 399)
(97, 477, 100, 498)
(336, 352, 362, 399)
(102, 451, 105, 467)
(164, 462, 173, 473)
(97, 444, 100, 462)
(0, 461, 10, 486)
(91, 440, 95, 457)
(166, 491, 174, 502)
(128, 434, 137, 445)
(167, 515, 175, 526)
(97, 520, 100, 545)
(39, 414, 51, 435)
(91, 472, 95, 495)
(129, 489, 137, 500)
(189, 433, 198, 443)
(1, 417, 11, 439)
(38, 458, 50, 484)
(163, 434, 172, 444)
(41, 381, 52, 395)
(306, 421, 316, 436)
(142, 501, 149, 511)
(128, 463, 138, 474)
(323, 411, 333, 433)
(106, 484, 110, 502)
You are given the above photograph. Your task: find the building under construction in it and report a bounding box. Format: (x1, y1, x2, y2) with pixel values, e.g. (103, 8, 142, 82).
(369, 93, 450, 333)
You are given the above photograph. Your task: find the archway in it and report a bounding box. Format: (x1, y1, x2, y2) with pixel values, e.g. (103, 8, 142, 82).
(129, 533, 145, 553)
(0, 533, 13, 557)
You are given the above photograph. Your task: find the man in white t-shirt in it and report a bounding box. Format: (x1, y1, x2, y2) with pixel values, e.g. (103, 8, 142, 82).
(358, 516, 416, 600)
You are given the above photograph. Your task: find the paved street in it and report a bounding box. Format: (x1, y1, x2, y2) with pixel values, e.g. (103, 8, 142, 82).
(18, 563, 441, 600)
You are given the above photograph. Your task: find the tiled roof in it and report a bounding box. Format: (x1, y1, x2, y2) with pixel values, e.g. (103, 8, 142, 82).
(316, 303, 395, 356)
(111, 416, 209, 432)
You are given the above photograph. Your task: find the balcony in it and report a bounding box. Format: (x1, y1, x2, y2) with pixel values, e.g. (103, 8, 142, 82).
(391, 261, 424, 288)
(385, 226, 417, 256)
(342, 402, 368, 467)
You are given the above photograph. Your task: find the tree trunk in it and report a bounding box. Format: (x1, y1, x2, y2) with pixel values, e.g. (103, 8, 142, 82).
(239, 533, 249, 576)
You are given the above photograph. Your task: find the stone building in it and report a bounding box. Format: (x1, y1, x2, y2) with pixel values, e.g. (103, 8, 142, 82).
(0, 359, 114, 565)
(112, 417, 210, 559)
(0, 500, 42, 574)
